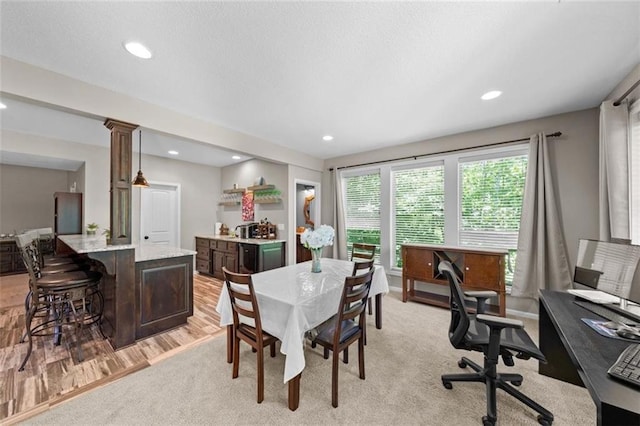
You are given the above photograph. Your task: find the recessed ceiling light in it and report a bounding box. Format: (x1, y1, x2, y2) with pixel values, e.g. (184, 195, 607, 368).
(322, 135, 334, 141)
(232, 155, 242, 160)
(124, 41, 153, 59)
(0, 102, 6, 109)
(481, 90, 502, 101)
(168, 150, 179, 155)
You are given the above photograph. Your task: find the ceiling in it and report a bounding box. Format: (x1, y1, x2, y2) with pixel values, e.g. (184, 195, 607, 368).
(1, 1, 639, 165)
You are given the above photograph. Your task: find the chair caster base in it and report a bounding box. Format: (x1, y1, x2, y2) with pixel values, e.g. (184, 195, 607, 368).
(458, 360, 467, 369)
(537, 415, 553, 426)
(482, 415, 496, 426)
(442, 380, 452, 390)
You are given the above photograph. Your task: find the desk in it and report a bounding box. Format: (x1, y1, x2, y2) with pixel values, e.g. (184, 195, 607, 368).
(539, 290, 640, 425)
(216, 258, 389, 410)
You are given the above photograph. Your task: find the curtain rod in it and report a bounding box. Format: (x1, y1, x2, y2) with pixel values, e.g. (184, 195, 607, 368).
(329, 131, 562, 171)
(613, 78, 640, 107)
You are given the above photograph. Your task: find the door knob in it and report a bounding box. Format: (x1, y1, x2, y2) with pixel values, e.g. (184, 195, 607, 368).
(144, 236, 149, 240)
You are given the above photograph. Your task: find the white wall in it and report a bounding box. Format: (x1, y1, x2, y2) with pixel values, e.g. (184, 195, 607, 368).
(131, 154, 220, 249)
(219, 158, 288, 239)
(0, 164, 70, 233)
(1, 129, 111, 231)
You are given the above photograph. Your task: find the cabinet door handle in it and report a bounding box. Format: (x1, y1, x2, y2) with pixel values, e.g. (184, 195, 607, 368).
(465, 266, 469, 271)
(427, 262, 432, 266)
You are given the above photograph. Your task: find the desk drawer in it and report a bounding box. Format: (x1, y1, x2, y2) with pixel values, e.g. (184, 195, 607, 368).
(196, 247, 210, 260)
(196, 238, 210, 249)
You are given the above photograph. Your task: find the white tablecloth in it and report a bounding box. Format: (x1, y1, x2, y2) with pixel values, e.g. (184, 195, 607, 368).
(216, 258, 389, 383)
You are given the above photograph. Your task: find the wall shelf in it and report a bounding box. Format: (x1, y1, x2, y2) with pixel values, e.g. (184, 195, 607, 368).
(247, 184, 275, 191)
(223, 188, 246, 194)
(254, 199, 281, 204)
(218, 201, 240, 206)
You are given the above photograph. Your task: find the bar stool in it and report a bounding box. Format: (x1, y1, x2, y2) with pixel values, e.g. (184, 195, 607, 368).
(16, 234, 104, 371)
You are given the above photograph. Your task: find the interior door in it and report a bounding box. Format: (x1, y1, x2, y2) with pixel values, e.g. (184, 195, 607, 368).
(141, 183, 179, 246)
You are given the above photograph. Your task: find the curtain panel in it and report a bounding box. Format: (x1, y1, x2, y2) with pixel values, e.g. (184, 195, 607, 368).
(331, 169, 348, 260)
(512, 133, 572, 298)
(599, 100, 630, 241)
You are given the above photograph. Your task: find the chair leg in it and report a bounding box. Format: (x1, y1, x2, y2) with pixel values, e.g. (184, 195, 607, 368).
(368, 297, 372, 315)
(226, 325, 233, 364)
(323, 347, 329, 359)
(232, 336, 240, 379)
(497, 379, 554, 423)
(358, 336, 365, 380)
(332, 347, 340, 408)
(270, 341, 276, 357)
(257, 346, 264, 403)
(18, 305, 36, 371)
(343, 347, 349, 364)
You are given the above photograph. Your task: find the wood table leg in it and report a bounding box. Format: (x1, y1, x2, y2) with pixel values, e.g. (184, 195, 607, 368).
(226, 325, 233, 364)
(288, 373, 301, 411)
(375, 293, 382, 329)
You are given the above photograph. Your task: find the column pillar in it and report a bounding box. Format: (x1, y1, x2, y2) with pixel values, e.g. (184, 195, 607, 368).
(104, 119, 138, 245)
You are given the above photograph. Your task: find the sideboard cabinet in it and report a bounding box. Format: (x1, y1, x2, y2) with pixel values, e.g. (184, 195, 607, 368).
(401, 244, 507, 316)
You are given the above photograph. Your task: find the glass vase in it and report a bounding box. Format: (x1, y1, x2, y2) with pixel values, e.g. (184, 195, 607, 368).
(310, 247, 322, 273)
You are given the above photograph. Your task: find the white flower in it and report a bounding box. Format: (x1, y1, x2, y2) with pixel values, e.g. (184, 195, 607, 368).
(300, 225, 335, 249)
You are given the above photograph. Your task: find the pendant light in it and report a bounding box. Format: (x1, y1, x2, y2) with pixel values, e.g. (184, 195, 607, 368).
(132, 129, 149, 187)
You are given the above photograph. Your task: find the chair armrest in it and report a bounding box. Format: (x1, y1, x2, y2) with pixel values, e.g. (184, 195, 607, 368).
(464, 290, 497, 314)
(476, 314, 523, 330)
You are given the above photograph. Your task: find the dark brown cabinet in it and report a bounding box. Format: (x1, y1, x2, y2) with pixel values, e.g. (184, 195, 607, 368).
(195, 237, 285, 278)
(0, 239, 27, 276)
(402, 244, 507, 316)
(296, 233, 312, 263)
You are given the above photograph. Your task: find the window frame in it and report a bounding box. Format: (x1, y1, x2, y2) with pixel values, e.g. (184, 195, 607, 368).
(340, 143, 529, 277)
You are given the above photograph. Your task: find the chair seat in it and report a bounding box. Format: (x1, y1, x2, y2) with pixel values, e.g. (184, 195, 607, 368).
(237, 323, 277, 345)
(40, 262, 90, 275)
(37, 270, 102, 288)
(463, 318, 545, 361)
(315, 318, 360, 345)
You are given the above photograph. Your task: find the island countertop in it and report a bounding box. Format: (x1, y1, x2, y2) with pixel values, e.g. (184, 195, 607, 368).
(196, 235, 286, 245)
(58, 234, 196, 262)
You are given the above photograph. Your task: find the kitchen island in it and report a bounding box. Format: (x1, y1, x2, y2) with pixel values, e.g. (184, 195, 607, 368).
(57, 234, 196, 349)
(195, 235, 286, 278)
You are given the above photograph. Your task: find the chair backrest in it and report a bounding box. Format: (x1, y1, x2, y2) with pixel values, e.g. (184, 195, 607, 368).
(350, 243, 376, 261)
(15, 233, 43, 294)
(222, 267, 264, 337)
(438, 260, 471, 349)
(333, 269, 375, 346)
(351, 259, 374, 276)
(573, 266, 602, 289)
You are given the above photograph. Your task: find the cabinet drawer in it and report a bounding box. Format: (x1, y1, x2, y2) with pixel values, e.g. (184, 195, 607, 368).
(196, 247, 210, 260)
(196, 238, 210, 249)
(0, 243, 14, 253)
(196, 259, 211, 273)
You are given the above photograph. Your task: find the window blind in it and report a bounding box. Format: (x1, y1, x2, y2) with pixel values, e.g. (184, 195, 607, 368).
(344, 172, 381, 258)
(393, 166, 445, 267)
(630, 101, 640, 245)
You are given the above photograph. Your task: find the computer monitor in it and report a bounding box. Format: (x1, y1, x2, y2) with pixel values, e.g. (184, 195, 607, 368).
(575, 239, 640, 315)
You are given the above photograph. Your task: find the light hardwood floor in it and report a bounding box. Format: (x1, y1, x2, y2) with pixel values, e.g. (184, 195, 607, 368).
(0, 272, 224, 424)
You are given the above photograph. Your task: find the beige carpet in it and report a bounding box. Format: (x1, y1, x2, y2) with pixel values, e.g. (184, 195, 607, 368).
(24, 292, 595, 425)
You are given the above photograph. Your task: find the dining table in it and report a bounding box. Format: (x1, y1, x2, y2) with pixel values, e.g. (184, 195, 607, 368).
(215, 257, 390, 410)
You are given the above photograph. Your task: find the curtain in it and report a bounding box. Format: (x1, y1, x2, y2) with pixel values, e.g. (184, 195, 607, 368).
(511, 133, 572, 298)
(599, 100, 630, 241)
(331, 168, 348, 260)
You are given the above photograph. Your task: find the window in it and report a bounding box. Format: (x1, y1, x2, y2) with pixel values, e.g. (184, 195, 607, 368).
(459, 153, 528, 283)
(393, 165, 444, 267)
(344, 172, 381, 258)
(341, 144, 528, 286)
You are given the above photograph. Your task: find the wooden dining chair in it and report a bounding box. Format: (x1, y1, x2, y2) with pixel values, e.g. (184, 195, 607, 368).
(222, 267, 279, 404)
(311, 269, 375, 407)
(352, 259, 374, 344)
(351, 243, 377, 315)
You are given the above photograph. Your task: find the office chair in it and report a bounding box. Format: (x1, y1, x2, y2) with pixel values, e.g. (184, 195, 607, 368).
(438, 261, 554, 426)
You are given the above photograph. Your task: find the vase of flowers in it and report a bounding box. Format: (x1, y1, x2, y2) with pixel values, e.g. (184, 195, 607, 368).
(300, 225, 335, 273)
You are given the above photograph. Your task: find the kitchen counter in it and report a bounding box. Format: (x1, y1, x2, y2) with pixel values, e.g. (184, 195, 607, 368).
(196, 234, 286, 245)
(57, 234, 195, 262)
(57, 234, 194, 349)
